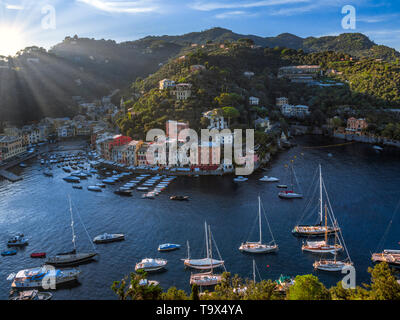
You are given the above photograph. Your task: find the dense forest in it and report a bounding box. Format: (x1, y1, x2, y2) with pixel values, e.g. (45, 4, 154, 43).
(111, 262, 400, 300)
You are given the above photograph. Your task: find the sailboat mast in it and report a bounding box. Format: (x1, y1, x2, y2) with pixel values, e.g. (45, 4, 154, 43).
(253, 259, 256, 283)
(319, 164, 323, 225)
(258, 196, 262, 244)
(324, 204, 328, 244)
(205, 221, 209, 259)
(187, 240, 190, 259)
(69, 196, 76, 251)
(209, 225, 213, 274)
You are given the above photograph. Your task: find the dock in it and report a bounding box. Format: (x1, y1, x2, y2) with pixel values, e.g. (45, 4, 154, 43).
(0, 169, 23, 182)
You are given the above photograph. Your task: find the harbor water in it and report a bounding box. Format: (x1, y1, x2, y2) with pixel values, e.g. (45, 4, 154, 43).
(0, 135, 399, 299)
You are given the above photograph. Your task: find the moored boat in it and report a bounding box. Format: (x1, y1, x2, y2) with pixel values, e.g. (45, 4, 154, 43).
(170, 195, 189, 201)
(233, 176, 248, 182)
(183, 222, 225, 270)
(10, 290, 52, 300)
(87, 186, 102, 192)
(135, 258, 167, 272)
(30, 252, 46, 258)
(114, 188, 132, 196)
(259, 176, 279, 182)
(8, 265, 80, 289)
(2, 250, 17, 256)
(158, 243, 181, 252)
(93, 233, 125, 244)
(239, 196, 278, 254)
(7, 234, 28, 247)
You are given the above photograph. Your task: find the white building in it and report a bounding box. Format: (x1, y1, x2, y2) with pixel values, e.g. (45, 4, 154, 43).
(243, 71, 255, 78)
(276, 97, 289, 107)
(159, 79, 176, 90)
(203, 109, 228, 130)
(174, 83, 192, 100)
(280, 104, 310, 118)
(249, 96, 259, 106)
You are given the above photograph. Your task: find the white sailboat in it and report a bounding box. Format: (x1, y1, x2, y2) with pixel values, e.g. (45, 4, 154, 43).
(302, 204, 343, 254)
(292, 165, 340, 237)
(190, 225, 223, 286)
(313, 201, 353, 271)
(278, 161, 303, 199)
(239, 196, 278, 253)
(183, 222, 224, 270)
(46, 197, 97, 267)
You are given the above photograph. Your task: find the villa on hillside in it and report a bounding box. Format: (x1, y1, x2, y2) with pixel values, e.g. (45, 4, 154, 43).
(159, 79, 176, 90)
(174, 83, 192, 100)
(346, 117, 368, 135)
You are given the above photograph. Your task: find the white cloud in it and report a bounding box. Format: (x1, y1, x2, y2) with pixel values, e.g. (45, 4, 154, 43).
(358, 14, 399, 23)
(76, 0, 158, 13)
(5, 4, 24, 10)
(215, 10, 250, 19)
(190, 0, 310, 11)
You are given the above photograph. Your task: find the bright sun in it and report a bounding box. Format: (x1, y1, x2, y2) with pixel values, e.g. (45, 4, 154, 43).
(0, 26, 25, 56)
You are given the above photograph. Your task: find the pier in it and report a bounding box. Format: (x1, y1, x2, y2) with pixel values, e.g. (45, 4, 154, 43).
(0, 152, 38, 182)
(0, 169, 22, 182)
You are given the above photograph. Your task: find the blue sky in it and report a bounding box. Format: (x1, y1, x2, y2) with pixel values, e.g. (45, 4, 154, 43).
(0, 0, 399, 55)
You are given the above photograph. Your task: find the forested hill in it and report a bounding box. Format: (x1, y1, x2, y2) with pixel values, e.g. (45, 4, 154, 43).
(116, 41, 400, 140)
(143, 28, 400, 62)
(1, 28, 399, 123)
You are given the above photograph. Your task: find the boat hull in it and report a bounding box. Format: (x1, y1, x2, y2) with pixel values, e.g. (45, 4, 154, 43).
(190, 272, 222, 286)
(183, 258, 224, 270)
(313, 261, 353, 272)
(239, 243, 278, 254)
(46, 252, 97, 267)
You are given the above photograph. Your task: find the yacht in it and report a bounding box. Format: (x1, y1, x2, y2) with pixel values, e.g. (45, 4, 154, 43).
(93, 233, 125, 244)
(46, 197, 97, 267)
(63, 176, 81, 183)
(183, 222, 225, 270)
(87, 186, 102, 192)
(313, 257, 353, 272)
(8, 265, 80, 289)
(7, 233, 28, 247)
(239, 196, 278, 254)
(158, 243, 181, 252)
(135, 258, 167, 272)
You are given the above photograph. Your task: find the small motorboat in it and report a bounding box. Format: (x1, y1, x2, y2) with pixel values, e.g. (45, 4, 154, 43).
(135, 258, 167, 272)
(87, 186, 102, 192)
(373, 145, 384, 151)
(30, 252, 46, 258)
(2, 250, 17, 256)
(93, 233, 125, 244)
(102, 178, 116, 185)
(170, 195, 189, 201)
(96, 183, 106, 188)
(73, 185, 83, 190)
(233, 176, 248, 182)
(277, 185, 288, 189)
(259, 176, 279, 182)
(63, 176, 81, 183)
(43, 169, 53, 177)
(114, 188, 132, 196)
(137, 187, 149, 192)
(158, 243, 181, 252)
(142, 193, 155, 199)
(10, 290, 52, 300)
(278, 190, 303, 199)
(7, 234, 28, 247)
(62, 167, 71, 173)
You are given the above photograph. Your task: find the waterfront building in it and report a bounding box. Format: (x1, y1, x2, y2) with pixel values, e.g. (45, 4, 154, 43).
(255, 117, 271, 131)
(0, 135, 26, 161)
